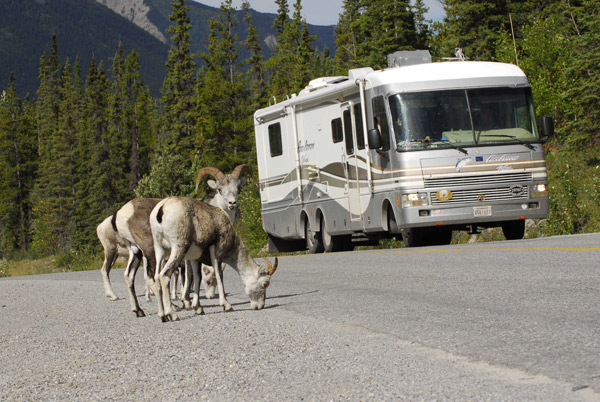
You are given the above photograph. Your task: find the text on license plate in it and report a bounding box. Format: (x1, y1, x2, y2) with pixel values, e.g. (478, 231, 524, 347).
(473, 206, 492, 217)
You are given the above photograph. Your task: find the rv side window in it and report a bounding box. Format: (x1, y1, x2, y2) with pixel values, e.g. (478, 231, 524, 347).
(354, 104, 365, 150)
(331, 118, 343, 143)
(372, 96, 391, 151)
(268, 123, 283, 157)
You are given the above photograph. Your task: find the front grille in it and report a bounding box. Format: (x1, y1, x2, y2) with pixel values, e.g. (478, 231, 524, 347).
(424, 172, 532, 188)
(430, 185, 530, 205)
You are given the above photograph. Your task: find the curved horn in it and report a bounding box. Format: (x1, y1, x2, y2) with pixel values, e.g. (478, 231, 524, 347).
(231, 164, 253, 179)
(263, 257, 278, 276)
(195, 167, 225, 192)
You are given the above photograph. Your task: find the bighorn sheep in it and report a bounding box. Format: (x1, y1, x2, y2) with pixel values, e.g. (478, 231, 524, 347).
(107, 164, 252, 317)
(112, 198, 161, 317)
(150, 196, 278, 322)
(97, 216, 156, 302)
(184, 164, 253, 305)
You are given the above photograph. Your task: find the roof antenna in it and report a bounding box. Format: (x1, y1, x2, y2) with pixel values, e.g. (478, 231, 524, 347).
(509, 13, 519, 65)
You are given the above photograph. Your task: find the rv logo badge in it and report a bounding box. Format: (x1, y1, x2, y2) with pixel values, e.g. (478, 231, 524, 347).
(509, 184, 524, 196)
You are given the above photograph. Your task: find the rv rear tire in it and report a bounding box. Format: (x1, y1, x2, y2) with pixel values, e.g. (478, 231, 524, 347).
(321, 220, 352, 253)
(306, 219, 324, 254)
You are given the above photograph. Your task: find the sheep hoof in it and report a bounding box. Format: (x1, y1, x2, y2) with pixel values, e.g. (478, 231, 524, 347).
(170, 314, 179, 322)
(183, 300, 192, 310)
(160, 315, 169, 323)
(135, 309, 146, 317)
(195, 308, 205, 316)
(224, 305, 233, 312)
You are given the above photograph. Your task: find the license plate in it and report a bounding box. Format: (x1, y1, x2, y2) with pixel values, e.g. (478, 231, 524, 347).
(473, 206, 492, 217)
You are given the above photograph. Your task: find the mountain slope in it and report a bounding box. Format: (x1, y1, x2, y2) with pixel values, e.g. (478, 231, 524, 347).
(95, 0, 168, 43)
(0, 0, 169, 97)
(0, 0, 336, 98)
(101, 0, 336, 60)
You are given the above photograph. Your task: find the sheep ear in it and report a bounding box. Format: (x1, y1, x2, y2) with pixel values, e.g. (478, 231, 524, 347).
(207, 180, 217, 189)
(238, 177, 247, 188)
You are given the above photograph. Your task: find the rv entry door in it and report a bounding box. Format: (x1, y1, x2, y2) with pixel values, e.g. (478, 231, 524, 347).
(342, 103, 367, 227)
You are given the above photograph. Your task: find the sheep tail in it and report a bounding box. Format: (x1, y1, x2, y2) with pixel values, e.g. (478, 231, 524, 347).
(156, 205, 164, 225)
(111, 212, 118, 233)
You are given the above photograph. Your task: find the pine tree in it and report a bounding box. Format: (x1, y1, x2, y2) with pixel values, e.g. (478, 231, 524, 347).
(435, 0, 543, 61)
(124, 49, 155, 191)
(412, 0, 431, 50)
(242, 0, 267, 109)
(562, 0, 600, 145)
(31, 35, 66, 254)
(493, 1, 581, 127)
(335, 0, 421, 69)
(73, 58, 112, 248)
(197, 0, 253, 171)
(266, 0, 294, 98)
(266, 0, 315, 98)
(334, 0, 362, 71)
(107, 44, 130, 200)
(0, 76, 37, 255)
(273, 0, 290, 35)
(161, 0, 197, 154)
(291, 0, 316, 92)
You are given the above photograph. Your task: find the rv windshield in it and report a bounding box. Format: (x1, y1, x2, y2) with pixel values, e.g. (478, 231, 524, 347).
(389, 87, 540, 152)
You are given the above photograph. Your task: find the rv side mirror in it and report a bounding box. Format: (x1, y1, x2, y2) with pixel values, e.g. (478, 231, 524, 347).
(541, 116, 554, 138)
(368, 128, 382, 150)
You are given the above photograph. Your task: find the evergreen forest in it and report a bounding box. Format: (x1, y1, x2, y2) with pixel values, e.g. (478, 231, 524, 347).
(1, 0, 599, 274)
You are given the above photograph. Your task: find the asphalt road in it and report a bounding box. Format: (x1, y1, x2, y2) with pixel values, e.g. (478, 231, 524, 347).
(1, 233, 599, 401)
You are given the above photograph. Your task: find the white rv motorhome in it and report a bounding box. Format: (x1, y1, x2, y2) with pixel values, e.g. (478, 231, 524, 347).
(254, 51, 552, 252)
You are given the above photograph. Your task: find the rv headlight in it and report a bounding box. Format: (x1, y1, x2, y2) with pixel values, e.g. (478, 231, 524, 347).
(402, 192, 429, 208)
(531, 183, 549, 198)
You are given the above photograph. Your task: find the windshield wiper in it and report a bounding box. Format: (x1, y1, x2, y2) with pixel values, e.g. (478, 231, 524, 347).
(402, 137, 468, 154)
(479, 134, 535, 150)
(433, 139, 469, 154)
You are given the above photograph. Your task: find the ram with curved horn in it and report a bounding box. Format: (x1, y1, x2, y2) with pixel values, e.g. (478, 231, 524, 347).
(151, 196, 278, 322)
(185, 164, 254, 305)
(195, 164, 252, 222)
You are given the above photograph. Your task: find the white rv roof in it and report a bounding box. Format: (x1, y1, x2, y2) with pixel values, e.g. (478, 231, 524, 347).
(365, 61, 529, 89)
(254, 61, 529, 122)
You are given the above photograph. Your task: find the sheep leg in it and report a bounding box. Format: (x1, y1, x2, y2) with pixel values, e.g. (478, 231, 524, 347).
(156, 247, 185, 322)
(101, 248, 119, 301)
(210, 245, 232, 312)
(143, 262, 153, 301)
(153, 244, 167, 321)
(123, 250, 145, 317)
(168, 268, 182, 312)
(179, 264, 186, 302)
(189, 260, 202, 311)
(170, 269, 178, 300)
(180, 261, 192, 310)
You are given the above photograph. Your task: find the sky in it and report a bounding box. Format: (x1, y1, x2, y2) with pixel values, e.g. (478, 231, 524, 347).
(193, 0, 446, 26)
